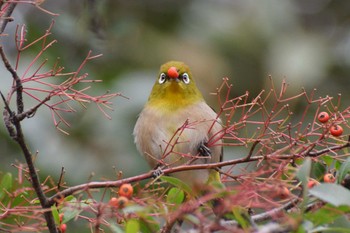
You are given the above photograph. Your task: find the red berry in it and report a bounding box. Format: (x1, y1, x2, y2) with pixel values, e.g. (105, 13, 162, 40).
(59, 223, 67, 233)
(109, 197, 119, 207)
(116, 196, 129, 209)
(330, 125, 343, 137)
(307, 179, 319, 188)
(119, 183, 133, 198)
(167, 66, 179, 79)
(278, 187, 290, 198)
(318, 111, 330, 123)
(324, 173, 336, 183)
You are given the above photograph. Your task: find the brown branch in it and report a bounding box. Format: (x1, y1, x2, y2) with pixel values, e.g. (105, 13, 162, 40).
(47, 136, 350, 207)
(3, 107, 58, 233)
(0, 2, 17, 34)
(307, 135, 350, 157)
(244, 139, 261, 161)
(0, 44, 58, 232)
(0, 45, 23, 113)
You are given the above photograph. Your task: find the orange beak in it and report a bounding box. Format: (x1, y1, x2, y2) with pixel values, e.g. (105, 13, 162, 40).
(167, 66, 179, 79)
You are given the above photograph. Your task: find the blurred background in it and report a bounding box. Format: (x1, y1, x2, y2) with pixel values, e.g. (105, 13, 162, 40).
(1, 0, 350, 185)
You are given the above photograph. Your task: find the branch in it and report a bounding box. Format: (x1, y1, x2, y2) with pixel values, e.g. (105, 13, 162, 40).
(0, 45, 23, 113)
(47, 135, 350, 207)
(0, 45, 58, 233)
(307, 135, 350, 157)
(0, 2, 17, 34)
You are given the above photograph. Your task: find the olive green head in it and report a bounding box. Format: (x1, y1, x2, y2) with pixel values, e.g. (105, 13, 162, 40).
(147, 61, 204, 111)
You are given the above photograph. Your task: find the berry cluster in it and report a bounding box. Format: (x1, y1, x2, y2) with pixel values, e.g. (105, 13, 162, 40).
(317, 111, 344, 137)
(109, 183, 134, 209)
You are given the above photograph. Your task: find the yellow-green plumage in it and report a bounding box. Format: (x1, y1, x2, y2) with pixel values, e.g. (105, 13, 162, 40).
(133, 61, 223, 187)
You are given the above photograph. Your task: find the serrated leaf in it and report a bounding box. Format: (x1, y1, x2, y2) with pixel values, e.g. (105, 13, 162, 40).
(337, 157, 350, 183)
(166, 187, 185, 205)
(125, 219, 140, 233)
(0, 173, 12, 199)
(160, 176, 192, 196)
(309, 183, 350, 206)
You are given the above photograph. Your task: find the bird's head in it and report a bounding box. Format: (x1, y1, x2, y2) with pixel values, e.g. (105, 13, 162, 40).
(147, 61, 203, 110)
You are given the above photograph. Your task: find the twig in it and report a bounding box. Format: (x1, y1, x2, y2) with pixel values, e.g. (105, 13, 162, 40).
(0, 45, 58, 232)
(0, 2, 17, 34)
(0, 45, 23, 113)
(307, 135, 350, 157)
(0, 91, 16, 138)
(57, 167, 65, 190)
(244, 139, 261, 161)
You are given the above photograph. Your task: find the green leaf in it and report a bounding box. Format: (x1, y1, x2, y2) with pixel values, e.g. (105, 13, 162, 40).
(64, 195, 76, 202)
(0, 173, 12, 199)
(109, 223, 124, 233)
(337, 157, 350, 183)
(309, 183, 350, 206)
(166, 187, 185, 205)
(51, 205, 60, 224)
(61, 208, 82, 224)
(321, 155, 333, 167)
(310, 226, 350, 233)
(330, 215, 350, 229)
(232, 206, 250, 230)
(160, 176, 192, 196)
(305, 204, 348, 226)
(183, 214, 200, 225)
(125, 219, 140, 233)
(139, 217, 160, 233)
(311, 162, 326, 180)
(123, 204, 146, 214)
(296, 158, 312, 209)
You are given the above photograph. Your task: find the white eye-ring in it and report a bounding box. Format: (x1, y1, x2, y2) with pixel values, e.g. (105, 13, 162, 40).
(182, 73, 190, 84)
(159, 73, 166, 84)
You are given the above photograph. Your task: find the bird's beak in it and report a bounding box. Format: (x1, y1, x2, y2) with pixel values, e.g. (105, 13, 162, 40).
(167, 66, 179, 79)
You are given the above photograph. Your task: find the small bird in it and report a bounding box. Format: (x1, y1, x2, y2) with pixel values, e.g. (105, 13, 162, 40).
(133, 61, 223, 187)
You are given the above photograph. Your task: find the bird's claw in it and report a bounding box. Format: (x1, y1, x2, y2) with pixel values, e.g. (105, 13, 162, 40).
(152, 166, 164, 178)
(198, 141, 212, 157)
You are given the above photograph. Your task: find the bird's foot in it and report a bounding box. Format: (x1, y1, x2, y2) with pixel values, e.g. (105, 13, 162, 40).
(198, 141, 212, 157)
(152, 165, 164, 178)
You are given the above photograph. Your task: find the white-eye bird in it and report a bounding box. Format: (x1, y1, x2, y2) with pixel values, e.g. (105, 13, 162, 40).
(133, 61, 223, 187)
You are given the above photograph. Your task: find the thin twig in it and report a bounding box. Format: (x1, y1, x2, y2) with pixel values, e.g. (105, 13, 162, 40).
(307, 135, 350, 157)
(245, 139, 261, 161)
(0, 45, 24, 113)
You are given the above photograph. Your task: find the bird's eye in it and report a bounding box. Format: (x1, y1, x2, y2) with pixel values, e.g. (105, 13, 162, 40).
(158, 73, 166, 84)
(182, 73, 190, 84)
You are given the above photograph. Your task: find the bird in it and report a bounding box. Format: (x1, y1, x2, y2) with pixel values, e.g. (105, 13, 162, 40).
(133, 61, 223, 187)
